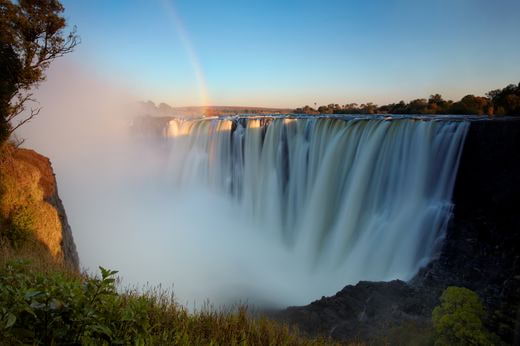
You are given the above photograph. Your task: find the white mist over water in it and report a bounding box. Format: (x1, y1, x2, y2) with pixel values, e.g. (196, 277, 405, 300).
(17, 62, 469, 308)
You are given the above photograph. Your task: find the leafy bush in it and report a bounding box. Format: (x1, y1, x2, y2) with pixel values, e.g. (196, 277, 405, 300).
(0, 261, 150, 344)
(0, 260, 339, 345)
(432, 286, 500, 345)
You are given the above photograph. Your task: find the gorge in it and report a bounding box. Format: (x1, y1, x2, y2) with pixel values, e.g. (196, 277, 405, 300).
(9, 114, 518, 343)
(2, 1, 518, 343)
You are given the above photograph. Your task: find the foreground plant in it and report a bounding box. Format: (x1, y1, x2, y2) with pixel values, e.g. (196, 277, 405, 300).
(0, 260, 340, 345)
(0, 261, 146, 344)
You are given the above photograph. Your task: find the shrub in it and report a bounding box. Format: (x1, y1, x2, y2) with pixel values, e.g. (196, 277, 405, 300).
(432, 286, 500, 345)
(3, 205, 36, 248)
(0, 261, 152, 344)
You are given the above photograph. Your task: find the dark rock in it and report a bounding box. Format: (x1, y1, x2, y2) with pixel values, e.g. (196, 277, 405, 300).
(415, 119, 520, 344)
(276, 280, 434, 342)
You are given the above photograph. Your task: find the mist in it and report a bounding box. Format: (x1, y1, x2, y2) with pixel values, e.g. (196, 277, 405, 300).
(16, 60, 468, 311)
(16, 60, 339, 309)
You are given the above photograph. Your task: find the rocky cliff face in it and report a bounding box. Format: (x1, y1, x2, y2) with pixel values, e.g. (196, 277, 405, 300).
(416, 118, 520, 343)
(277, 118, 520, 344)
(0, 146, 79, 270)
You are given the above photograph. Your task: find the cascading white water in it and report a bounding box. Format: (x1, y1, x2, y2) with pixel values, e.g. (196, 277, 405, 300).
(163, 116, 468, 305)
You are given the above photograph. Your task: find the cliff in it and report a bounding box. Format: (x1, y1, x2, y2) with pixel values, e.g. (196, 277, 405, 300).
(0, 145, 79, 270)
(276, 118, 520, 344)
(416, 118, 520, 342)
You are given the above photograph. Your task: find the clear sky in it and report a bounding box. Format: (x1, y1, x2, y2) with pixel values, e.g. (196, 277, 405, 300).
(61, 0, 520, 108)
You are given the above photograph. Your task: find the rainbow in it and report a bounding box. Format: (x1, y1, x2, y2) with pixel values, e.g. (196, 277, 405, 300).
(161, 0, 211, 113)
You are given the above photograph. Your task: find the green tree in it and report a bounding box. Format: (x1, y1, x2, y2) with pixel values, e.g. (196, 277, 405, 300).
(0, 0, 78, 144)
(451, 95, 492, 115)
(487, 83, 520, 115)
(407, 98, 429, 114)
(432, 286, 499, 345)
(428, 94, 452, 114)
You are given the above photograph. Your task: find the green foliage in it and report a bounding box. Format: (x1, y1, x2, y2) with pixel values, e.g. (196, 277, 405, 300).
(487, 83, 520, 116)
(432, 286, 500, 345)
(0, 0, 79, 144)
(0, 260, 338, 345)
(0, 261, 157, 344)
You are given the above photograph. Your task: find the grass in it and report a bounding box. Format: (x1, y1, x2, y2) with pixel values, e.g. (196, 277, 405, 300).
(0, 251, 347, 345)
(374, 321, 435, 346)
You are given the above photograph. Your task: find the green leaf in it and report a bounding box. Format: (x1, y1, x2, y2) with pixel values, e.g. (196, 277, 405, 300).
(90, 324, 113, 337)
(99, 266, 118, 279)
(24, 289, 44, 300)
(30, 301, 45, 310)
(22, 306, 36, 318)
(5, 313, 16, 329)
(99, 266, 109, 279)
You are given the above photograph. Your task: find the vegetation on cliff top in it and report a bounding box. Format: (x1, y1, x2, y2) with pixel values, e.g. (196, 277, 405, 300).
(295, 82, 520, 116)
(141, 82, 520, 118)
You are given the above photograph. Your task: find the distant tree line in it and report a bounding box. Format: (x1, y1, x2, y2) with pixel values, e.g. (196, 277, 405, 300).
(294, 82, 520, 116)
(140, 101, 293, 117)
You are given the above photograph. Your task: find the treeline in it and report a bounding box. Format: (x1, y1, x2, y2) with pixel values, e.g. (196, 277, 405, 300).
(294, 82, 520, 116)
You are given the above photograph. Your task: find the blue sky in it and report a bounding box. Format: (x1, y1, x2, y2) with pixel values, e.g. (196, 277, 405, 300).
(61, 0, 520, 108)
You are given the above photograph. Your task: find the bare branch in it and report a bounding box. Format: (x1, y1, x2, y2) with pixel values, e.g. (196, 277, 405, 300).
(6, 93, 35, 122)
(10, 133, 26, 148)
(35, 30, 79, 67)
(9, 107, 41, 134)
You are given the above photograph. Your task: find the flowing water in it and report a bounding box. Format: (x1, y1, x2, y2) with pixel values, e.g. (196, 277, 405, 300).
(159, 116, 468, 305)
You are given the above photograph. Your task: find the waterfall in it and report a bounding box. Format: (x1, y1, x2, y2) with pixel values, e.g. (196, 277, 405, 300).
(163, 116, 468, 303)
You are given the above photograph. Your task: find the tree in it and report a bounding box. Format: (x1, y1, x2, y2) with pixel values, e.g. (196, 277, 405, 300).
(451, 95, 492, 115)
(317, 105, 333, 114)
(487, 83, 520, 115)
(407, 98, 429, 114)
(427, 94, 452, 114)
(432, 287, 499, 345)
(0, 0, 79, 144)
(293, 81, 520, 117)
